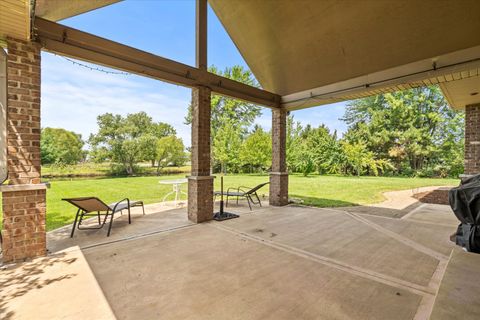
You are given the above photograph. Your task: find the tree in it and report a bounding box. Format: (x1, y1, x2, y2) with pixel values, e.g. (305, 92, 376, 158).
(304, 125, 341, 174)
(88, 112, 158, 175)
(341, 141, 377, 176)
(213, 119, 242, 173)
(156, 136, 187, 174)
(286, 115, 304, 172)
(295, 141, 316, 176)
(239, 125, 271, 172)
(145, 122, 176, 167)
(41, 128, 84, 165)
(342, 86, 464, 176)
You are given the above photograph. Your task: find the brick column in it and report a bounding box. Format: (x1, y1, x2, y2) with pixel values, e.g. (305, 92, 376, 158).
(1, 38, 46, 263)
(187, 86, 214, 223)
(270, 108, 288, 206)
(465, 104, 480, 175)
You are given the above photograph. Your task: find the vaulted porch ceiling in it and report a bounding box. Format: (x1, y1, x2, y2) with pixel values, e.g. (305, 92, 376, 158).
(2, 0, 479, 110)
(209, 0, 480, 110)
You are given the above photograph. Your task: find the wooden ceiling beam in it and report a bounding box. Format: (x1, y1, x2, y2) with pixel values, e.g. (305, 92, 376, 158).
(34, 17, 281, 108)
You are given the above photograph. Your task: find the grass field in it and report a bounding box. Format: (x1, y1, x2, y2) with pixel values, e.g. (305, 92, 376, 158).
(0, 174, 458, 231)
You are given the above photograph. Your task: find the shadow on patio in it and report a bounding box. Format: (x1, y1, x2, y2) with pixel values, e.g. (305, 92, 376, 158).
(3, 197, 479, 319)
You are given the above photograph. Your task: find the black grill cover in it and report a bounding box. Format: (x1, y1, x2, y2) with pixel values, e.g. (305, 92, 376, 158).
(449, 174, 480, 253)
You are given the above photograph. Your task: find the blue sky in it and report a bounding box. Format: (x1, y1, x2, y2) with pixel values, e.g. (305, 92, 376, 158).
(41, 0, 348, 146)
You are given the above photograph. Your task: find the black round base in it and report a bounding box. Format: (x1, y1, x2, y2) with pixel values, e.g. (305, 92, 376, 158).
(213, 211, 239, 221)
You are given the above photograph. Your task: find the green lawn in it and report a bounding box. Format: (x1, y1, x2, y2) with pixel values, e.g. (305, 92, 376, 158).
(0, 174, 458, 231)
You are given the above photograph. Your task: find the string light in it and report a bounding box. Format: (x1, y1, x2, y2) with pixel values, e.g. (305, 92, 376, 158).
(53, 53, 130, 76)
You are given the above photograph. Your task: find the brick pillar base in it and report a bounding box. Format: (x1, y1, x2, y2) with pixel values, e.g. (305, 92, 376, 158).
(269, 173, 288, 206)
(1, 188, 46, 263)
(465, 104, 480, 175)
(188, 177, 214, 223)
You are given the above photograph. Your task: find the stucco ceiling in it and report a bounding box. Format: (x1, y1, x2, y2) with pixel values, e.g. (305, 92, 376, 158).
(35, 0, 121, 22)
(209, 0, 480, 109)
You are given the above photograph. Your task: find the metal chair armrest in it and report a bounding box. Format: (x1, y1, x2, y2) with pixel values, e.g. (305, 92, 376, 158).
(111, 198, 130, 213)
(226, 187, 238, 194)
(238, 186, 251, 193)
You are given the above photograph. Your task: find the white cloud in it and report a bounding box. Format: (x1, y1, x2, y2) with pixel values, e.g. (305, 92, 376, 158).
(41, 52, 192, 146)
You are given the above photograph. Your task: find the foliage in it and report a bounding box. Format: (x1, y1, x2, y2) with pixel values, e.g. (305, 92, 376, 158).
(213, 119, 243, 173)
(286, 116, 303, 172)
(145, 122, 177, 166)
(341, 141, 379, 176)
(342, 86, 464, 177)
(156, 136, 187, 174)
(283, 86, 463, 178)
(239, 125, 272, 172)
(41, 162, 191, 178)
(41, 128, 85, 165)
(88, 112, 182, 175)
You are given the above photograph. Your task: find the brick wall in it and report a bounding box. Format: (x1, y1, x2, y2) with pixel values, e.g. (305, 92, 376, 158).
(188, 86, 213, 222)
(1, 37, 45, 263)
(270, 108, 288, 206)
(271, 108, 287, 173)
(465, 104, 480, 175)
(190, 86, 211, 177)
(1, 189, 46, 262)
(6, 37, 42, 185)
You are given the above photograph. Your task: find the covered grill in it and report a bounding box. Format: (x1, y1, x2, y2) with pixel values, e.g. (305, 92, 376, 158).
(449, 174, 480, 252)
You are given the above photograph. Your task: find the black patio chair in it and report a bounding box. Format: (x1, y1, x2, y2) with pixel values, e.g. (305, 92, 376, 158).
(214, 182, 269, 210)
(63, 197, 144, 237)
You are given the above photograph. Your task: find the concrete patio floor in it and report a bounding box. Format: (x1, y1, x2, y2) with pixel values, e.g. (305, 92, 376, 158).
(1, 194, 475, 320)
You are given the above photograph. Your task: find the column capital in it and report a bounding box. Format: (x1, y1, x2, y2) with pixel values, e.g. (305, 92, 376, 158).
(270, 172, 288, 176)
(187, 175, 215, 181)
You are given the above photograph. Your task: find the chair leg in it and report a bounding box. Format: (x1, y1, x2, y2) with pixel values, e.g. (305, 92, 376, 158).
(255, 193, 262, 207)
(142, 203, 145, 215)
(101, 212, 109, 225)
(97, 211, 101, 224)
(70, 209, 81, 238)
(107, 210, 114, 237)
(226, 195, 229, 207)
(246, 196, 252, 211)
(128, 207, 132, 224)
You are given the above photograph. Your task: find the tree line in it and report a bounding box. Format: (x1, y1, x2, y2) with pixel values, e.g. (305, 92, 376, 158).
(41, 112, 187, 175)
(41, 66, 465, 178)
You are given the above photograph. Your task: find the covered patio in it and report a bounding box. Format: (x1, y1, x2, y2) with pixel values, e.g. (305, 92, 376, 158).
(3, 196, 472, 320)
(2, 0, 480, 319)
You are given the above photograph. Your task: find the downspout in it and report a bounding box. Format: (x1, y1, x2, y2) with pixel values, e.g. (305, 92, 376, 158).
(0, 47, 7, 184)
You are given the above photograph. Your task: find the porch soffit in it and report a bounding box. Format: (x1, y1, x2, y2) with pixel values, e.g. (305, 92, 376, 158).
(209, 0, 480, 109)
